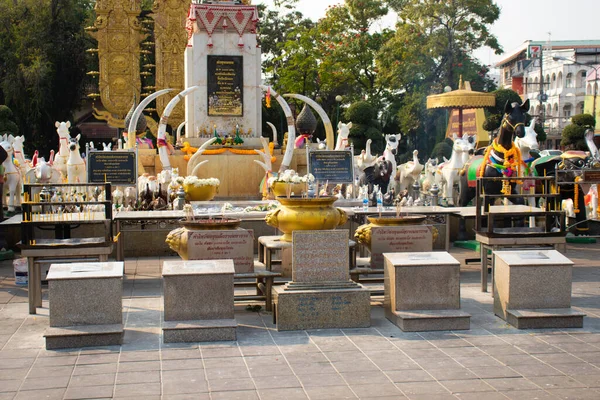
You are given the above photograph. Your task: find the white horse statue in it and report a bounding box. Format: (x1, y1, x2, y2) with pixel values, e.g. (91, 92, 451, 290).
(24, 156, 63, 184)
(66, 134, 86, 183)
(335, 122, 352, 150)
(1, 135, 22, 211)
(395, 149, 424, 192)
(54, 121, 71, 177)
(381, 133, 401, 191)
(12, 135, 36, 177)
(436, 134, 475, 205)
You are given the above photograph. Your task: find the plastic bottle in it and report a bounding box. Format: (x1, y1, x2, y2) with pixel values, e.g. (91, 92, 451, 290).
(376, 190, 383, 212)
(362, 192, 369, 212)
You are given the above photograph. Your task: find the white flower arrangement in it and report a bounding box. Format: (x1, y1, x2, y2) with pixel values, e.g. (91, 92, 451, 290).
(267, 170, 315, 186)
(183, 176, 220, 187)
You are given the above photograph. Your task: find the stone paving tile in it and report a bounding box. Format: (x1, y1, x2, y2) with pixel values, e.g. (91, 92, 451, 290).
(257, 387, 308, 400)
(509, 363, 564, 377)
(440, 378, 495, 393)
(117, 360, 161, 372)
(0, 368, 30, 381)
(248, 364, 295, 377)
(68, 373, 116, 387)
(528, 375, 587, 390)
(452, 355, 505, 368)
(204, 366, 250, 380)
(548, 388, 600, 400)
(20, 375, 70, 391)
(210, 390, 258, 400)
(118, 350, 160, 362)
(0, 393, 17, 400)
(252, 374, 301, 390)
(13, 388, 66, 400)
(468, 366, 521, 379)
(386, 369, 433, 383)
(116, 370, 161, 384)
(0, 380, 22, 393)
(502, 390, 559, 400)
(427, 367, 479, 381)
(339, 371, 390, 385)
(27, 365, 74, 378)
(77, 353, 119, 365)
(114, 382, 162, 397)
(304, 385, 357, 399)
(484, 377, 543, 391)
(351, 382, 406, 398)
(395, 381, 451, 395)
(296, 372, 347, 387)
(63, 384, 114, 399)
(72, 363, 118, 376)
(207, 377, 255, 392)
(288, 361, 337, 375)
(32, 355, 78, 367)
(453, 392, 507, 400)
(160, 358, 205, 371)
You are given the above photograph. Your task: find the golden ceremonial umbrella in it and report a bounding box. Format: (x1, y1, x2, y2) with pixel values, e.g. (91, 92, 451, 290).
(427, 76, 495, 144)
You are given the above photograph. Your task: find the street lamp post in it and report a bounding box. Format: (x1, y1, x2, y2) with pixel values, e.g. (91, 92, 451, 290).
(335, 95, 342, 131)
(553, 56, 600, 125)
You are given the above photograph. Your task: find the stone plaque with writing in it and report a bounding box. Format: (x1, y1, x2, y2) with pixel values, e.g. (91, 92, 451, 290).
(207, 55, 243, 116)
(371, 225, 433, 269)
(308, 150, 354, 183)
(87, 151, 136, 185)
(292, 230, 349, 283)
(187, 229, 254, 273)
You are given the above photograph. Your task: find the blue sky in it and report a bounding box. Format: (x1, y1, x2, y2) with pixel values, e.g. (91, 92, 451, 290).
(258, 0, 599, 67)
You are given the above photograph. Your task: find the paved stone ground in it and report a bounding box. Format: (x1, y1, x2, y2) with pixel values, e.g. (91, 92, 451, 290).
(1, 244, 600, 399)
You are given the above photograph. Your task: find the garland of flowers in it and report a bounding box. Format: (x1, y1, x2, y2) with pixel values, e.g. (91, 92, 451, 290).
(479, 139, 525, 195)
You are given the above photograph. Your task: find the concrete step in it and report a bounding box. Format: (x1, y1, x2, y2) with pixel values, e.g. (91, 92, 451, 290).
(44, 323, 123, 350)
(163, 319, 237, 343)
(386, 309, 470, 332)
(506, 308, 585, 329)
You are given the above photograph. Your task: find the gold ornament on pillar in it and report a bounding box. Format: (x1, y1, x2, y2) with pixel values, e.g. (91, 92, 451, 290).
(151, 0, 188, 129)
(89, 0, 146, 128)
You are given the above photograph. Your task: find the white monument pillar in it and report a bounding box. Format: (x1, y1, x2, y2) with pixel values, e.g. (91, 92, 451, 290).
(184, 1, 262, 146)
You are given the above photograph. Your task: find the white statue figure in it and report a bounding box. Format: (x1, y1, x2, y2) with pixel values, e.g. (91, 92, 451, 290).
(12, 135, 36, 177)
(420, 158, 438, 194)
(396, 149, 424, 192)
(381, 133, 401, 192)
(436, 134, 475, 205)
(24, 156, 63, 184)
(66, 134, 86, 183)
(0, 134, 22, 211)
(335, 122, 352, 150)
(54, 121, 71, 177)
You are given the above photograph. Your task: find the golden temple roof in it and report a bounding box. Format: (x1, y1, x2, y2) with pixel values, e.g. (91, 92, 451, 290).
(426, 76, 495, 110)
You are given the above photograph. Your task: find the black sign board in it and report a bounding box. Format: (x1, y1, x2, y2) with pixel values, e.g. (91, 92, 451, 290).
(308, 150, 354, 183)
(87, 151, 137, 185)
(207, 55, 243, 116)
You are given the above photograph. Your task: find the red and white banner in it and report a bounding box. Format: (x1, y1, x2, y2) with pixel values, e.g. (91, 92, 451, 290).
(187, 4, 258, 48)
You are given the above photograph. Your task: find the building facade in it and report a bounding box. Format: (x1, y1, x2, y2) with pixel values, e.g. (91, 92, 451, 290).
(496, 40, 600, 149)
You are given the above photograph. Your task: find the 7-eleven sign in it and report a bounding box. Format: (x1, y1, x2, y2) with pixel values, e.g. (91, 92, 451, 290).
(528, 45, 541, 58)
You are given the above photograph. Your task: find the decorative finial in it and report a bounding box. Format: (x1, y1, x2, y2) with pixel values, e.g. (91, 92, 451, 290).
(459, 75, 464, 90)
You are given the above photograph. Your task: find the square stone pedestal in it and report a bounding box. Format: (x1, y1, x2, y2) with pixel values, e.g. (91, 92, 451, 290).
(384, 252, 470, 332)
(44, 262, 124, 350)
(494, 250, 584, 329)
(162, 260, 236, 343)
(273, 230, 371, 331)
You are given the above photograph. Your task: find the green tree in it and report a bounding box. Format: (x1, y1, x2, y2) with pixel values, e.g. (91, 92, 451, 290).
(345, 101, 385, 155)
(0, 0, 92, 157)
(0, 105, 19, 136)
(562, 113, 595, 150)
(483, 89, 523, 132)
(316, 0, 393, 108)
(377, 0, 501, 156)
